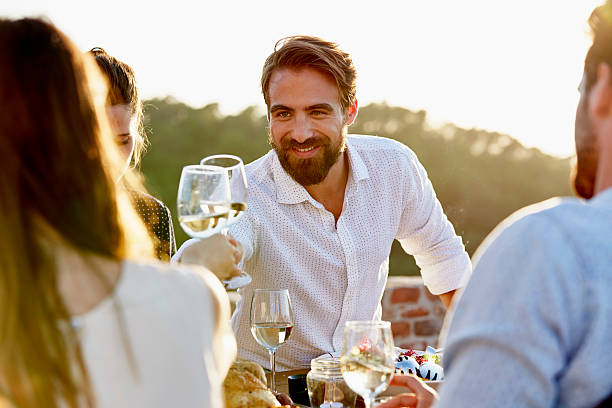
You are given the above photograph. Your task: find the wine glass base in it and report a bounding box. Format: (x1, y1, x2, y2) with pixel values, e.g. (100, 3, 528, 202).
(223, 272, 252, 290)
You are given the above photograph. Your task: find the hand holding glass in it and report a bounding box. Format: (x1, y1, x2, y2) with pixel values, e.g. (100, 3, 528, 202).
(340, 321, 395, 408)
(250, 289, 294, 393)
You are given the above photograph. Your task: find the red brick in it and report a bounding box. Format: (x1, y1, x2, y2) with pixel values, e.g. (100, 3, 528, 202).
(414, 319, 442, 336)
(398, 341, 428, 351)
(401, 307, 430, 319)
(432, 304, 446, 318)
(381, 307, 395, 321)
(390, 288, 421, 304)
(391, 322, 411, 337)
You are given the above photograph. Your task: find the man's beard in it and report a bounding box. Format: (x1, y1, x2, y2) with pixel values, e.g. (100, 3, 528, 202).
(572, 146, 599, 199)
(269, 129, 346, 186)
(572, 100, 600, 199)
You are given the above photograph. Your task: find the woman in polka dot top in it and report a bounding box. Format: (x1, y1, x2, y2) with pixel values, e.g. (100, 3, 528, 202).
(90, 47, 176, 261)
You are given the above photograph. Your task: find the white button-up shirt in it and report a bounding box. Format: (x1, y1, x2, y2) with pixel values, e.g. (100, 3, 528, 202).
(228, 134, 470, 370)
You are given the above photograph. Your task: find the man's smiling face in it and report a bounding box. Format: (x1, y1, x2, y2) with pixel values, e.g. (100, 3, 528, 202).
(267, 67, 348, 186)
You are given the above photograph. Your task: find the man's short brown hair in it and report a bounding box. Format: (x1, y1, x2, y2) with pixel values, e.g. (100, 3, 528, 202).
(584, 1, 612, 91)
(261, 36, 357, 111)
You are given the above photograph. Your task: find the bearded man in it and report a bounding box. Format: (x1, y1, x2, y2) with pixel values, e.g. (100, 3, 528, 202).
(176, 36, 471, 370)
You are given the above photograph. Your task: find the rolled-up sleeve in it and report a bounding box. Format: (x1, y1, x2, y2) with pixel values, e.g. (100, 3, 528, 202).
(396, 150, 471, 295)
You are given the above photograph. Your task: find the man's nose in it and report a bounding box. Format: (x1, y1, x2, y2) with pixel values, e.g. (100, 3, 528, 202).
(292, 114, 313, 143)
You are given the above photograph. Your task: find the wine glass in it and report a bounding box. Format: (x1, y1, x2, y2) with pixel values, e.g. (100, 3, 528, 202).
(177, 165, 230, 239)
(250, 289, 294, 393)
(200, 154, 248, 226)
(200, 154, 251, 290)
(340, 321, 395, 408)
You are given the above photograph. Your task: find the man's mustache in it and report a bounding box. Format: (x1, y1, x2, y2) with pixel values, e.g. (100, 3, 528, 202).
(280, 136, 328, 150)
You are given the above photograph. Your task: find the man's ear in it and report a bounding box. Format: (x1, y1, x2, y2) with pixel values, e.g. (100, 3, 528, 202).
(345, 98, 359, 126)
(589, 63, 612, 121)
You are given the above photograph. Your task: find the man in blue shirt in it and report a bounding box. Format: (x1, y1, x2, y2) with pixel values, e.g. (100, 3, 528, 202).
(381, 2, 612, 407)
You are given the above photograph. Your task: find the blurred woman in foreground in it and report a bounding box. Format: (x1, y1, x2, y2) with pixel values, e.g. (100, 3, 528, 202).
(0, 17, 235, 407)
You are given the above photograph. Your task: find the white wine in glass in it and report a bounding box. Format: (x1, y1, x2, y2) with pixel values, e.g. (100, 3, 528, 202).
(177, 165, 230, 239)
(250, 289, 294, 393)
(340, 321, 395, 408)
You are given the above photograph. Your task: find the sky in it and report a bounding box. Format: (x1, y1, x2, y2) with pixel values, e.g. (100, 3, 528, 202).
(3, 0, 604, 158)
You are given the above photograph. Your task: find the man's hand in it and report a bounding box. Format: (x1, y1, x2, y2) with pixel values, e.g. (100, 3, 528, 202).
(376, 375, 438, 408)
(175, 234, 243, 281)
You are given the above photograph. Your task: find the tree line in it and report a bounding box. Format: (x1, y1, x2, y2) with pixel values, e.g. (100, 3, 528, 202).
(141, 98, 572, 276)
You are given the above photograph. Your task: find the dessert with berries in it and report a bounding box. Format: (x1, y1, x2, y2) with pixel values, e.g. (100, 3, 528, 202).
(394, 346, 444, 381)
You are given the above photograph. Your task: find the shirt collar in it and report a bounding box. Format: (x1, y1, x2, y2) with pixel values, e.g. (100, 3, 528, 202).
(345, 136, 369, 183)
(272, 135, 370, 205)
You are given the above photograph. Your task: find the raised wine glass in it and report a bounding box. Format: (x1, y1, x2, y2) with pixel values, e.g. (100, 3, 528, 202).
(250, 289, 294, 393)
(340, 321, 395, 408)
(177, 165, 230, 239)
(200, 154, 251, 290)
(200, 154, 248, 225)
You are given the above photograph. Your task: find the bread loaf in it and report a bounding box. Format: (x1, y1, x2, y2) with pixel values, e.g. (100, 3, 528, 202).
(223, 361, 281, 408)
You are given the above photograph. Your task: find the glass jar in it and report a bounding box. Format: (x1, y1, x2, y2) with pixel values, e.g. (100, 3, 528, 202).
(306, 356, 358, 408)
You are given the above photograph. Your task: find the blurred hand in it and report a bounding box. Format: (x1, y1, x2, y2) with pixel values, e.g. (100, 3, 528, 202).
(175, 234, 243, 281)
(376, 375, 438, 408)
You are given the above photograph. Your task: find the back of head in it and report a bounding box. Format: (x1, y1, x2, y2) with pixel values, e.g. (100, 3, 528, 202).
(89, 47, 147, 166)
(260, 35, 357, 112)
(0, 17, 152, 407)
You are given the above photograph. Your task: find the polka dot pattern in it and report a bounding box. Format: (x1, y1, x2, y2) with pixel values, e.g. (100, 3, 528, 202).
(129, 191, 177, 261)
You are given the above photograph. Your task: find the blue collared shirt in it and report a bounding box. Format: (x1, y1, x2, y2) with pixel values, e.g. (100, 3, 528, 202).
(437, 189, 612, 407)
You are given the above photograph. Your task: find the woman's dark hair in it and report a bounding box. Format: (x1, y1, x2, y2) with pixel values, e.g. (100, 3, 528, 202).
(89, 47, 148, 166)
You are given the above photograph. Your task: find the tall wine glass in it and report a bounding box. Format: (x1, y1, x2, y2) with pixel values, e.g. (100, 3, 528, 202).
(177, 165, 230, 239)
(200, 154, 251, 290)
(340, 321, 395, 408)
(250, 289, 294, 393)
(200, 154, 248, 226)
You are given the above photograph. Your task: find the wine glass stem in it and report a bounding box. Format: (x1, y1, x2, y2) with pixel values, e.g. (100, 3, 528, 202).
(363, 396, 375, 408)
(269, 349, 276, 392)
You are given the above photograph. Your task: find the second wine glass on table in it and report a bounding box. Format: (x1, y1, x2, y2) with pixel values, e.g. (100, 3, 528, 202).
(200, 154, 250, 290)
(250, 289, 294, 393)
(340, 321, 396, 408)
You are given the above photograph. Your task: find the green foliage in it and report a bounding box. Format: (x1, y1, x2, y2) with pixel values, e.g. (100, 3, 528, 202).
(140, 99, 572, 276)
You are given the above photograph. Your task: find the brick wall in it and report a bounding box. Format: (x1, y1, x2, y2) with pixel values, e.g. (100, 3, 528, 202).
(382, 276, 445, 350)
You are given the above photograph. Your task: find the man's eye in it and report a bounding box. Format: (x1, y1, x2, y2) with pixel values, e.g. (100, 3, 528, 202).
(311, 110, 325, 116)
(277, 111, 290, 118)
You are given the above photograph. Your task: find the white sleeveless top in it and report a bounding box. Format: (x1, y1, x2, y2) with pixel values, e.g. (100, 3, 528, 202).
(74, 260, 235, 407)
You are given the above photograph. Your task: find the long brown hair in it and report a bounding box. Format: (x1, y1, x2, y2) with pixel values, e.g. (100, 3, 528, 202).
(0, 17, 152, 406)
